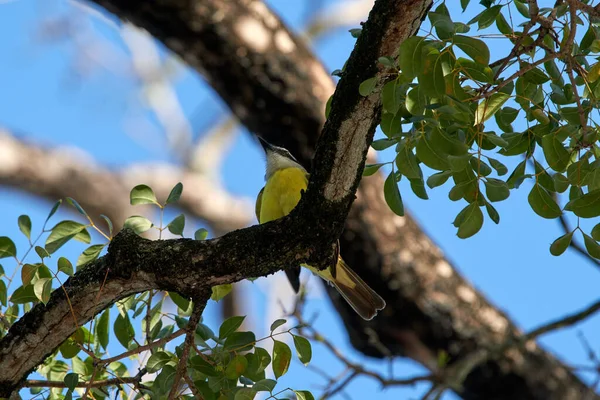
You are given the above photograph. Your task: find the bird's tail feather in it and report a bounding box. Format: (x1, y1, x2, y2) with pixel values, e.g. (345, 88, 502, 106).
(330, 258, 386, 320)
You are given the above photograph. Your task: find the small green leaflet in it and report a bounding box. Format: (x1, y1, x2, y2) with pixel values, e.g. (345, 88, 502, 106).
(564, 189, 600, 218)
(272, 340, 292, 378)
(130, 184, 159, 206)
(167, 214, 185, 236)
(219, 315, 246, 339)
(474, 93, 510, 125)
(453, 35, 490, 65)
(195, 228, 209, 240)
(295, 391, 315, 400)
(123, 216, 153, 235)
(34, 278, 52, 304)
(0, 237, 17, 259)
(18, 215, 31, 240)
(583, 234, 600, 259)
(211, 284, 233, 302)
(528, 184, 562, 219)
(292, 335, 312, 366)
(384, 172, 404, 216)
(359, 77, 377, 96)
(166, 182, 183, 204)
(146, 351, 172, 373)
(270, 318, 287, 332)
(455, 203, 484, 239)
(550, 231, 573, 256)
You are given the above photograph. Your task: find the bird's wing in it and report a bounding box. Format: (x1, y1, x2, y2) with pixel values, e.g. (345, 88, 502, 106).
(255, 186, 264, 222)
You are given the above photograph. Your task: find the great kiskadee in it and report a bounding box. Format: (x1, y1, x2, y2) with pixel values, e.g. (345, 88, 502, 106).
(255, 137, 386, 320)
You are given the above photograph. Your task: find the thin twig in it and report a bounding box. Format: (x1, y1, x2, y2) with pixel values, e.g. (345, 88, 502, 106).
(99, 329, 185, 366)
(168, 298, 207, 400)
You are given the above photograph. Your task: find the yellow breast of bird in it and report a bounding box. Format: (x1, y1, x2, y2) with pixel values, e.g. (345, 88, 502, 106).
(259, 168, 308, 224)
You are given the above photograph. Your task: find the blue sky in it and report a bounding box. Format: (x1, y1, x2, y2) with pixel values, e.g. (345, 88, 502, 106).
(0, 0, 599, 399)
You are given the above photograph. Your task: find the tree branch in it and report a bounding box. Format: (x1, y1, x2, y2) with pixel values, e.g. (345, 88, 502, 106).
(0, 130, 253, 235)
(0, 0, 409, 396)
(73, 0, 597, 399)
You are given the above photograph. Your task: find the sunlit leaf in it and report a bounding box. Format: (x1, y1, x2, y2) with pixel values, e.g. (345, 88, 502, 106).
(130, 184, 159, 206)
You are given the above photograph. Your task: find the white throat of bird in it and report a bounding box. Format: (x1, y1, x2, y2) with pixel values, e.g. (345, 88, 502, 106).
(264, 150, 306, 180)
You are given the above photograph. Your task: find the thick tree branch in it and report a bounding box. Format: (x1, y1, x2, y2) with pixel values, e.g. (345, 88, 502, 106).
(53, 0, 598, 398)
(0, 0, 407, 395)
(0, 131, 253, 235)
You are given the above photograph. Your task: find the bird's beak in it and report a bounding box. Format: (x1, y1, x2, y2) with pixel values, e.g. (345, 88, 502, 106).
(258, 136, 274, 152)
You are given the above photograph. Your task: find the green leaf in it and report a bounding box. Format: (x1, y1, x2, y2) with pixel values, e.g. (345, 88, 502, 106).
(453, 35, 490, 65)
(456, 203, 484, 239)
(292, 335, 312, 366)
(542, 135, 570, 172)
(396, 146, 421, 179)
(189, 356, 218, 377)
(147, 351, 172, 373)
(123, 216, 153, 235)
(399, 36, 426, 80)
(114, 313, 135, 348)
(211, 284, 233, 302)
(560, 106, 585, 125)
(234, 388, 257, 400)
(359, 77, 377, 96)
(295, 391, 315, 400)
(523, 66, 550, 84)
(378, 56, 395, 68)
(420, 50, 446, 97)
(409, 178, 429, 200)
(475, 93, 510, 125)
(583, 233, 600, 259)
(485, 202, 500, 224)
(488, 158, 508, 175)
(363, 163, 386, 177)
(380, 112, 402, 137)
(448, 154, 472, 172)
(130, 184, 159, 206)
(45, 199, 62, 225)
(167, 214, 185, 236)
(195, 228, 209, 240)
(456, 58, 494, 83)
(592, 223, 600, 241)
(270, 319, 287, 332)
(553, 173, 570, 193)
(34, 278, 52, 304)
(384, 172, 404, 216)
(10, 284, 36, 304)
(21, 263, 37, 286)
(166, 182, 183, 204)
(272, 340, 292, 379)
(371, 138, 397, 151)
(564, 189, 600, 218)
(66, 197, 87, 216)
(427, 170, 452, 188)
(461, 0, 470, 11)
(77, 244, 105, 268)
(528, 184, 562, 219)
(0, 237, 17, 259)
(253, 379, 277, 392)
(64, 373, 79, 392)
(484, 178, 510, 202)
(45, 221, 88, 254)
(96, 309, 110, 350)
(0, 280, 7, 306)
(550, 231, 573, 256)
(18, 215, 31, 240)
(169, 292, 190, 312)
(429, 11, 454, 40)
(478, 5, 501, 30)
(58, 257, 73, 276)
(507, 160, 527, 189)
(100, 215, 113, 237)
(226, 355, 248, 379)
(35, 246, 49, 259)
(224, 331, 256, 352)
(219, 316, 245, 339)
(381, 79, 402, 114)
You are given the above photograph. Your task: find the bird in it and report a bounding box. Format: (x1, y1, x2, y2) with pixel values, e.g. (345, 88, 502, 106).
(255, 136, 386, 320)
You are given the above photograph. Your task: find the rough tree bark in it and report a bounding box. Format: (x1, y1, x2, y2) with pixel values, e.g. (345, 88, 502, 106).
(79, 0, 596, 399)
(0, 0, 594, 399)
(0, 0, 406, 395)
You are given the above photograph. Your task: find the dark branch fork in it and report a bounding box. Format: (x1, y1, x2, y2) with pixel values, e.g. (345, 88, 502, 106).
(0, 0, 415, 396)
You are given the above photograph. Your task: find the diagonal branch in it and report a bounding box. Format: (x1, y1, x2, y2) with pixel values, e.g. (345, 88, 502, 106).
(0, 0, 411, 396)
(74, 0, 597, 399)
(0, 130, 253, 235)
